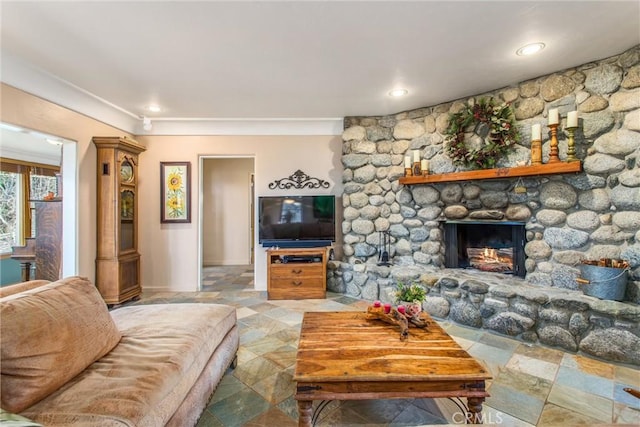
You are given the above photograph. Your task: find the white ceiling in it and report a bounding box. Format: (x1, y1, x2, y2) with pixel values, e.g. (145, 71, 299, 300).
(1, 1, 639, 135)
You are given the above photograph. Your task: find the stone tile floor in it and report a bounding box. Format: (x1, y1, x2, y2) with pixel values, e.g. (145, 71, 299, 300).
(129, 265, 640, 426)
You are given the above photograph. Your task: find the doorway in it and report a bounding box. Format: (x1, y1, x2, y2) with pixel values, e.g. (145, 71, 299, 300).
(198, 156, 255, 289)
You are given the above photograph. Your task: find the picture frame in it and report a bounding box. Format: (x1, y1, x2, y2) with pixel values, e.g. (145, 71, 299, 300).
(160, 161, 191, 223)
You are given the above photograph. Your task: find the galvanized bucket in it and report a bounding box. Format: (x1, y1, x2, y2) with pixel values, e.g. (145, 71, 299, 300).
(578, 264, 628, 301)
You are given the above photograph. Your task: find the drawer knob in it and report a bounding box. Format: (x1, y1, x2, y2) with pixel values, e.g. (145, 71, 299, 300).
(292, 281, 302, 286)
(291, 269, 303, 274)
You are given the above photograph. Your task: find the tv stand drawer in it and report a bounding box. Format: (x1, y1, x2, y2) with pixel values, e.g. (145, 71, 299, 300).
(267, 247, 328, 300)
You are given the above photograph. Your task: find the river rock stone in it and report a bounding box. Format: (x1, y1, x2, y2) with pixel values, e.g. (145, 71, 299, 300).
(619, 169, 640, 187)
(610, 185, 640, 210)
(537, 209, 567, 226)
(342, 154, 369, 168)
(584, 153, 627, 175)
(505, 204, 532, 221)
(460, 280, 489, 294)
(525, 240, 553, 260)
(343, 126, 366, 141)
(541, 74, 576, 101)
(544, 227, 590, 249)
(393, 120, 425, 139)
(353, 164, 377, 184)
(486, 312, 535, 336)
(538, 325, 577, 351)
(444, 205, 468, 219)
(514, 97, 545, 120)
(479, 191, 509, 209)
(579, 95, 609, 112)
(581, 110, 616, 139)
(578, 188, 611, 211)
(441, 184, 463, 204)
(423, 296, 450, 318)
(568, 313, 590, 336)
(624, 109, 640, 131)
(411, 186, 440, 205)
(349, 192, 369, 209)
(450, 301, 483, 328)
(567, 210, 600, 231)
(468, 210, 504, 220)
(540, 182, 578, 209)
(593, 130, 640, 156)
(610, 88, 640, 111)
(579, 328, 640, 365)
(585, 63, 623, 94)
(613, 212, 640, 231)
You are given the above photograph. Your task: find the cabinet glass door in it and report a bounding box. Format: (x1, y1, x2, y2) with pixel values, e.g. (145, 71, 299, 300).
(120, 189, 135, 251)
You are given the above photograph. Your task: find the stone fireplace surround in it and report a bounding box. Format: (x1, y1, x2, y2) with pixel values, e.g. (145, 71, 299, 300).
(327, 46, 640, 366)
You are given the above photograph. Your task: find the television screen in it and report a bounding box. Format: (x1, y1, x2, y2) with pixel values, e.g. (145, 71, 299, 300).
(259, 195, 335, 246)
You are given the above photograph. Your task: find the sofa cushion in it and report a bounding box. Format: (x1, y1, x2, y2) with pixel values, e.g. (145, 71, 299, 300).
(0, 280, 50, 298)
(20, 304, 237, 427)
(0, 276, 121, 413)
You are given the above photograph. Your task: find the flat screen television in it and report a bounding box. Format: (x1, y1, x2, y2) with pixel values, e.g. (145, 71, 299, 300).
(258, 195, 335, 247)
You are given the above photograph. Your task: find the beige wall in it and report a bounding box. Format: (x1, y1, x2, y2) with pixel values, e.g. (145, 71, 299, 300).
(135, 134, 342, 291)
(202, 157, 254, 265)
(1, 85, 343, 292)
(0, 84, 135, 280)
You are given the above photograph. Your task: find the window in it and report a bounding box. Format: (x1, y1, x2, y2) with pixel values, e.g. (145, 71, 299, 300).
(0, 159, 59, 254)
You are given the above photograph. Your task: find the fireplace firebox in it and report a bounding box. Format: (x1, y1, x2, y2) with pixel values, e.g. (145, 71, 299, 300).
(443, 221, 526, 277)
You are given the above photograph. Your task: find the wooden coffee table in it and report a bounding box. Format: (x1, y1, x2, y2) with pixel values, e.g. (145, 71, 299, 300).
(293, 311, 491, 425)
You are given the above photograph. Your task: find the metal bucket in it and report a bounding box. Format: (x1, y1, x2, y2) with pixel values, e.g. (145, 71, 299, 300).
(579, 264, 628, 301)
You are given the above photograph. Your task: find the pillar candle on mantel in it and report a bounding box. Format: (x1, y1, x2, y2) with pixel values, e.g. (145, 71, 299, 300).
(404, 156, 411, 168)
(548, 109, 559, 125)
(531, 124, 541, 141)
(413, 150, 420, 163)
(421, 159, 428, 173)
(567, 111, 578, 128)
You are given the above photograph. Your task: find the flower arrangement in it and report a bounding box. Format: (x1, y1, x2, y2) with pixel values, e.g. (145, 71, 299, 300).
(444, 97, 520, 169)
(395, 282, 427, 304)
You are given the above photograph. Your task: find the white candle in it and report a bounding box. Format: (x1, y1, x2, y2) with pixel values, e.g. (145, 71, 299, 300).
(404, 156, 411, 168)
(548, 109, 559, 125)
(421, 159, 428, 172)
(531, 124, 541, 141)
(567, 111, 578, 128)
(413, 150, 420, 163)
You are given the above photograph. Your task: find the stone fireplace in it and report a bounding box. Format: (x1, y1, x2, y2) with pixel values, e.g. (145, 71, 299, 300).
(326, 46, 640, 366)
(443, 221, 526, 277)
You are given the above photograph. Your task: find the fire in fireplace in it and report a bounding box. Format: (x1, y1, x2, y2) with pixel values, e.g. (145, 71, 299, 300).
(443, 221, 526, 277)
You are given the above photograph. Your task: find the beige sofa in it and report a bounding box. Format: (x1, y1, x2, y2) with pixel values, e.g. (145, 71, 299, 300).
(0, 276, 239, 426)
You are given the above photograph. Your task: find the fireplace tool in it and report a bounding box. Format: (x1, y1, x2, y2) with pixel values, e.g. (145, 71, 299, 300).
(377, 231, 391, 266)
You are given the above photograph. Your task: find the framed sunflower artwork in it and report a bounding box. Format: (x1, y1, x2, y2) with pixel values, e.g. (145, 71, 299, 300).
(160, 161, 191, 223)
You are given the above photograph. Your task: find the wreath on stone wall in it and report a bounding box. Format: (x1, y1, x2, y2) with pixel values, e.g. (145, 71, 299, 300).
(444, 98, 519, 169)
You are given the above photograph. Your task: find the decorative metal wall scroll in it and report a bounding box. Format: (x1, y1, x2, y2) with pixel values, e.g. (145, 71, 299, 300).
(268, 169, 330, 190)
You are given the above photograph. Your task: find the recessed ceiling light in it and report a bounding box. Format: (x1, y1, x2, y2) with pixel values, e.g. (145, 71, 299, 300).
(389, 89, 408, 97)
(147, 104, 161, 113)
(516, 42, 545, 56)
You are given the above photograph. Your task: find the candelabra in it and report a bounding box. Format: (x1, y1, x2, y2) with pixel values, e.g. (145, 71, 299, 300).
(566, 126, 579, 162)
(548, 123, 560, 163)
(412, 162, 421, 177)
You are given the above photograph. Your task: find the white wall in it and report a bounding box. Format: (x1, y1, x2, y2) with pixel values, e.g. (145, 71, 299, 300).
(202, 157, 254, 265)
(136, 134, 343, 292)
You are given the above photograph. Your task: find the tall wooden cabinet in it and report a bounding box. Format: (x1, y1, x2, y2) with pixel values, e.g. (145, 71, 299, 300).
(93, 137, 146, 305)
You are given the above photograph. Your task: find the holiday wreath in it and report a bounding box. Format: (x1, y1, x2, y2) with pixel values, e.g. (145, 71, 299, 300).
(444, 98, 519, 169)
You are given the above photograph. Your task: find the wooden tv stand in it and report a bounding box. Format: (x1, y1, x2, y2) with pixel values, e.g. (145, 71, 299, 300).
(266, 247, 328, 300)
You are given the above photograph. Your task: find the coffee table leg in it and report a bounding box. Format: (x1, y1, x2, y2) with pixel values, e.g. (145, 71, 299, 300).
(298, 400, 313, 427)
(466, 397, 485, 424)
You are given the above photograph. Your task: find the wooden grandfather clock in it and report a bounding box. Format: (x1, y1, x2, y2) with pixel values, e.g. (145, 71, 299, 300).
(93, 136, 146, 305)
